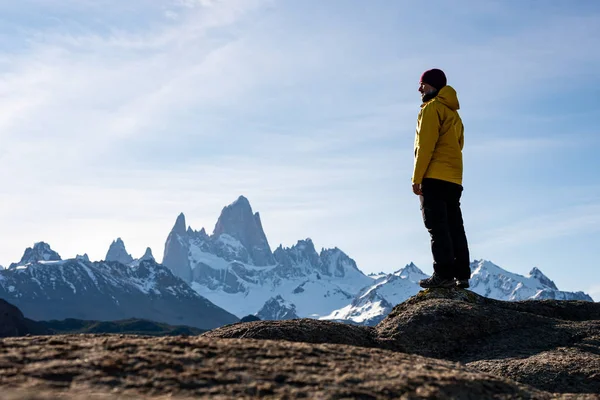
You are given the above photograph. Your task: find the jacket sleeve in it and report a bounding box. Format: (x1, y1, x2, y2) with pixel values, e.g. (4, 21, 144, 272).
(412, 104, 440, 184)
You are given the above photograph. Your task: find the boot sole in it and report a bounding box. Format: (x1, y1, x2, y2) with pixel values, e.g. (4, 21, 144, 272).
(456, 281, 470, 289)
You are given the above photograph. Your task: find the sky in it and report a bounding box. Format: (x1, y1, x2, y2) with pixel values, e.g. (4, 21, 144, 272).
(0, 0, 599, 300)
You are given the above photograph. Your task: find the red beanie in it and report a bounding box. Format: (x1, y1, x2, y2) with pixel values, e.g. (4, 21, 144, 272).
(420, 69, 447, 90)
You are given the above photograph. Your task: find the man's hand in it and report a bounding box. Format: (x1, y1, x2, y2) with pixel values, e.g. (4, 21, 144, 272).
(412, 183, 422, 196)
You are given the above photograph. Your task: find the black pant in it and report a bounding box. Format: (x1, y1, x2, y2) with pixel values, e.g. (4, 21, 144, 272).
(419, 178, 471, 280)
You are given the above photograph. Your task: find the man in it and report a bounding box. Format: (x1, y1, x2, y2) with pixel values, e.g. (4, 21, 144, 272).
(412, 68, 471, 289)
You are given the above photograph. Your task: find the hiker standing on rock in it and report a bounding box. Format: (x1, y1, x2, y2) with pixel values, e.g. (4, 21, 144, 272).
(411, 68, 471, 289)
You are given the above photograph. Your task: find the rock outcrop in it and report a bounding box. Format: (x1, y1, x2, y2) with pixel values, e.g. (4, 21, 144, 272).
(207, 288, 600, 395)
(204, 318, 378, 349)
(2, 289, 598, 398)
(0, 335, 554, 399)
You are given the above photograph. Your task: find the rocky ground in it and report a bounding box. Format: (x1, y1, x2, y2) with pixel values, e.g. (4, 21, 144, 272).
(1, 289, 599, 399)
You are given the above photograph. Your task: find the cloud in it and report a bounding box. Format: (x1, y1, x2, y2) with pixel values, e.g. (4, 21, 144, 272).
(473, 203, 600, 252)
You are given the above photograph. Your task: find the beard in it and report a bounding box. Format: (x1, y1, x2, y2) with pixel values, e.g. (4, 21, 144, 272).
(421, 89, 438, 103)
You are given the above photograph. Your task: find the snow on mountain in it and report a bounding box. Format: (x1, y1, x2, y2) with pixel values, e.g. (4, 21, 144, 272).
(0, 243, 238, 329)
(212, 195, 275, 266)
(6, 196, 592, 329)
(323, 287, 393, 326)
(256, 295, 299, 320)
(140, 247, 155, 262)
(130, 247, 156, 267)
(469, 260, 592, 301)
(9, 242, 61, 269)
(322, 263, 426, 325)
(187, 241, 371, 319)
(105, 238, 133, 265)
(367, 271, 387, 280)
(161, 197, 373, 319)
(76, 254, 90, 263)
(160, 196, 594, 322)
(323, 260, 593, 326)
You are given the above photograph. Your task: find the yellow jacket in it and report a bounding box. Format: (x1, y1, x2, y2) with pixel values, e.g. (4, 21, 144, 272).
(412, 85, 464, 185)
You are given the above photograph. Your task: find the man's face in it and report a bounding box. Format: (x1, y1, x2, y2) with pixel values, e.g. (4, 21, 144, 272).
(418, 82, 437, 101)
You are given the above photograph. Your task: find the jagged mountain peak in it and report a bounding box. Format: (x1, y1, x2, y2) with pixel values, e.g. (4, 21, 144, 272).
(172, 213, 187, 236)
(319, 247, 364, 278)
(256, 295, 299, 320)
(141, 247, 154, 261)
(394, 262, 427, 280)
(232, 195, 251, 208)
(395, 262, 420, 273)
(471, 259, 505, 274)
(295, 238, 316, 252)
(10, 242, 62, 268)
(212, 196, 274, 266)
(529, 267, 558, 290)
(76, 254, 90, 263)
(213, 196, 255, 236)
(105, 238, 133, 265)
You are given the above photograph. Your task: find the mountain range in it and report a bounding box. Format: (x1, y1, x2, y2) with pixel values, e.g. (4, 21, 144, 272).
(0, 243, 237, 329)
(0, 195, 593, 328)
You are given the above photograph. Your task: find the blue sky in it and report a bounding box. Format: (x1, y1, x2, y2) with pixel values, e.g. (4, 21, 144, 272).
(1, 0, 599, 300)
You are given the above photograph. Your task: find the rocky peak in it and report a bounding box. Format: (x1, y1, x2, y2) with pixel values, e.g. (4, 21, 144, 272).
(273, 239, 322, 276)
(292, 239, 319, 262)
(256, 295, 299, 320)
(529, 267, 558, 290)
(141, 247, 155, 262)
(76, 254, 90, 263)
(395, 262, 427, 280)
(10, 242, 61, 268)
(173, 213, 187, 236)
(212, 196, 274, 266)
(105, 238, 133, 265)
(319, 247, 361, 278)
(163, 214, 192, 283)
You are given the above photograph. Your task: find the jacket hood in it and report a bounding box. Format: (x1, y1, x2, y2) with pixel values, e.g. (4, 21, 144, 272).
(436, 85, 460, 111)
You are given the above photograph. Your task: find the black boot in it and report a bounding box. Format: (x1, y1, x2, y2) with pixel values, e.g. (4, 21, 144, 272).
(419, 273, 455, 289)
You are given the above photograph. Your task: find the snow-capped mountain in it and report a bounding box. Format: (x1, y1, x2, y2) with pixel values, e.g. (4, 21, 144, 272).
(161, 196, 373, 319)
(322, 260, 592, 325)
(213, 195, 274, 266)
(105, 238, 134, 265)
(2, 196, 594, 330)
(9, 242, 60, 268)
(322, 263, 427, 325)
(0, 242, 238, 329)
(158, 196, 594, 322)
(256, 295, 299, 320)
(469, 260, 592, 301)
